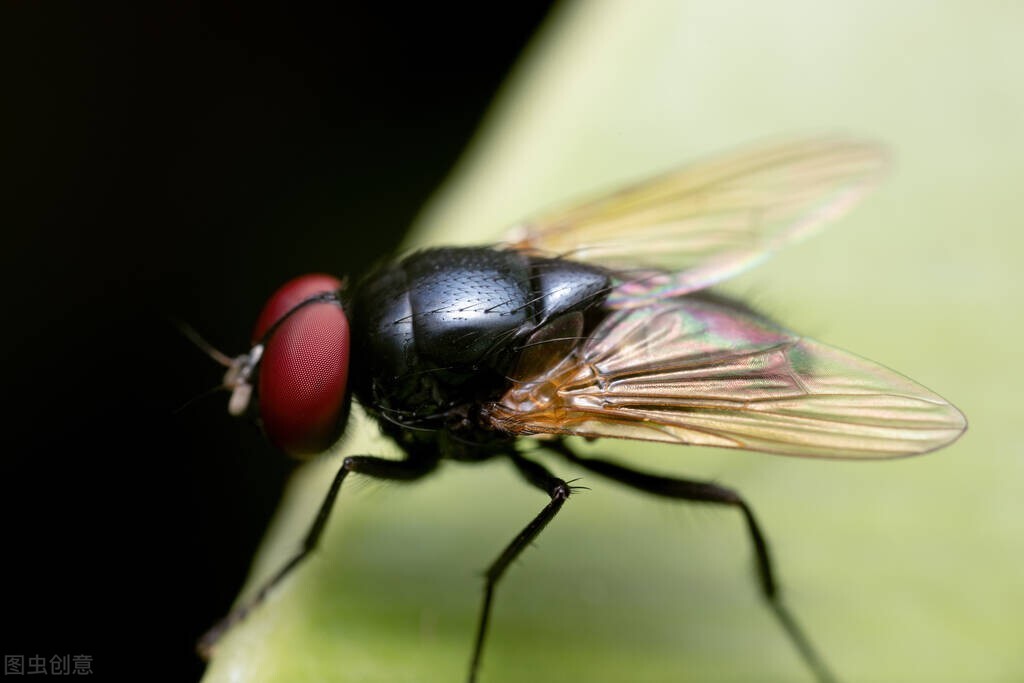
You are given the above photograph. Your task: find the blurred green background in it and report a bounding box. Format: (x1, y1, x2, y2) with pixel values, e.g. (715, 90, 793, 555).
(204, 2, 1022, 681)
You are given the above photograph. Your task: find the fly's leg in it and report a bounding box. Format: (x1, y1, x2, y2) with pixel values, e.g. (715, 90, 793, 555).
(197, 454, 438, 658)
(468, 452, 577, 683)
(548, 441, 836, 683)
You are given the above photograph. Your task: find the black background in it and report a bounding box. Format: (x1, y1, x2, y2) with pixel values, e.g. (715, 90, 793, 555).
(2, 4, 552, 680)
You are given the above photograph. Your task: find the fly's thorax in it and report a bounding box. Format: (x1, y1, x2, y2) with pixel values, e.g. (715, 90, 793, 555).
(348, 247, 612, 436)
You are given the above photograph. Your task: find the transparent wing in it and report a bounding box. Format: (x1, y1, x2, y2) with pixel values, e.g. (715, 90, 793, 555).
(504, 138, 887, 307)
(485, 298, 965, 459)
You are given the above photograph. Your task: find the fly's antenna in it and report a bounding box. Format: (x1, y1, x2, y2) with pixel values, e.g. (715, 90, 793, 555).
(171, 317, 255, 416)
(173, 317, 235, 368)
(172, 383, 228, 415)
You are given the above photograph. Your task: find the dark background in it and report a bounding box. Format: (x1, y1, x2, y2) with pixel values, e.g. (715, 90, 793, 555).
(2, 4, 552, 680)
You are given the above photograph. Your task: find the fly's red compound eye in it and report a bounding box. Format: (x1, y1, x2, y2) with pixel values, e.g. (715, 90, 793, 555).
(255, 274, 350, 458)
(252, 273, 344, 343)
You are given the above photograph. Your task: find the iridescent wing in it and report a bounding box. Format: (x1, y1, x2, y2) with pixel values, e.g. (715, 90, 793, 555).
(485, 298, 966, 459)
(503, 138, 887, 307)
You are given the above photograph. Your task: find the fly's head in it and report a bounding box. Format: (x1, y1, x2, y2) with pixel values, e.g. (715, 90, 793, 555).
(227, 273, 351, 458)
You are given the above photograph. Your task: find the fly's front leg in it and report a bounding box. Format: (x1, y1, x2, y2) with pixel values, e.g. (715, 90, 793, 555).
(548, 440, 836, 683)
(468, 452, 577, 683)
(198, 453, 437, 658)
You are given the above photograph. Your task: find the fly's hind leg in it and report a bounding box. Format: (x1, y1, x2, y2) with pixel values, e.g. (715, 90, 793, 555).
(547, 440, 836, 683)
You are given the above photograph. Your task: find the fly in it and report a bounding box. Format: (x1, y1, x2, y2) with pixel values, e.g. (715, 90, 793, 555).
(194, 138, 966, 682)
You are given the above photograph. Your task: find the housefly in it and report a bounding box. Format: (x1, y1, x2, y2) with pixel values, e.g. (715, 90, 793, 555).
(195, 138, 966, 682)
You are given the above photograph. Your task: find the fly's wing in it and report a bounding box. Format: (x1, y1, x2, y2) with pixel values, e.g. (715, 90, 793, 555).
(485, 298, 966, 459)
(504, 138, 887, 307)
